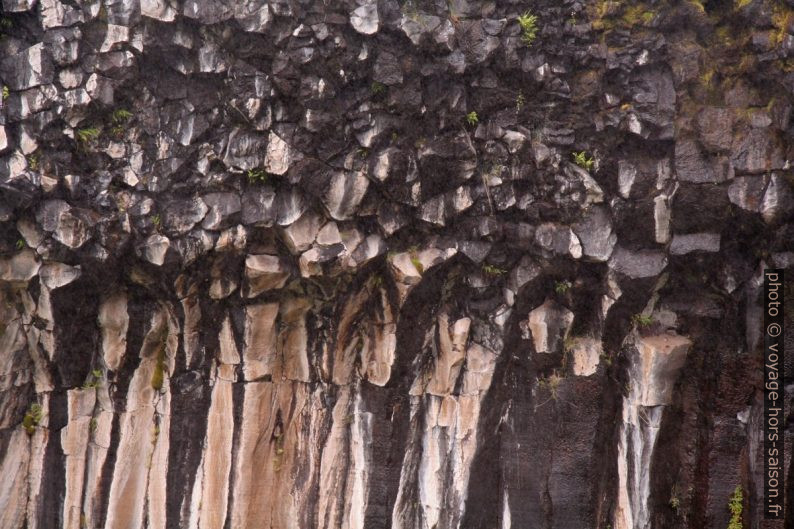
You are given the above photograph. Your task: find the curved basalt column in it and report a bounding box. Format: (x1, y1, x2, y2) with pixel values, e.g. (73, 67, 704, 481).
(615, 333, 691, 529)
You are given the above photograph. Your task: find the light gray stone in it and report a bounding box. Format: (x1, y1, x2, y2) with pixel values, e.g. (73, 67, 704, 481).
(573, 206, 616, 262)
(0, 44, 54, 90)
(202, 193, 242, 230)
(350, 3, 379, 35)
(608, 247, 667, 278)
(670, 233, 721, 255)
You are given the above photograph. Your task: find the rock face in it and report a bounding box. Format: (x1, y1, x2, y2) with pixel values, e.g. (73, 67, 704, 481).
(0, 1, 792, 529)
(616, 333, 693, 529)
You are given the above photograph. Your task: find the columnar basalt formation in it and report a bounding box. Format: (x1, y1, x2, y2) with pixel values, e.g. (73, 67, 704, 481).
(0, 1, 793, 529)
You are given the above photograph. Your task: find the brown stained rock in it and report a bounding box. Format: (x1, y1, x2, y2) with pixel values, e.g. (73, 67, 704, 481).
(243, 302, 279, 381)
(275, 298, 311, 382)
(230, 381, 319, 529)
(0, 429, 36, 529)
(61, 389, 96, 529)
(98, 292, 128, 372)
(104, 310, 175, 529)
(0, 248, 40, 282)
(281, 210, 322, 253)
(569, 337, 602, 377)
(190, 366, 234, 529)
(332, 287, 371, 385)
(425, 314, 471, 396)
(633, 333, 692, 407)
(243, 254, 290, 297)
(358, 287, 397, 386)
(217, 315, 241, 366)
(388, 246, 457, 305)
(524, 299, 574, 355)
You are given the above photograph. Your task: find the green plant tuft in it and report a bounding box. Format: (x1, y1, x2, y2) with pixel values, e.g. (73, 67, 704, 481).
(15, 238, 25, 250)
(247, 168, 268, 184)
(572, 150, 595, 171)
(83, 369, 103, 389)
(111, 109, 132, 123)
(371, 81, 386, 95)
(518, 11, 539, 46)
(670, 493, 680, 514)
(727, 486, 743, 529)
(554, 280, 572, 294)
(538, 372, 562, 401)
(516, 91, 525, 112)
(27, 152, 40, 171)
(482, 264, 507, 277)
(76, 127, 101, 143)
(22, 403, 43, 435)
(632, 313, 653, 328)
(2, 86, 9, 100)
(466, 111, 479, 126)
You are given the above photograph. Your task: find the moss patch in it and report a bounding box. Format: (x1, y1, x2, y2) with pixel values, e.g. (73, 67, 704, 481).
(151, 339, 167, 391)
(22, 403, 43, 435)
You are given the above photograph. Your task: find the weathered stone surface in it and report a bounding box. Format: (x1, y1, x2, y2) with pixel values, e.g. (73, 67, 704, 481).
(201, 192, 242, 230)
(608, 247, 668, 278)
(243, 254, 290, 297)
(569, 338, 602, 377)
(265, 133, 299, 176)
(523, 300, 574, 354)
(35, 200, 89, 249)
(696, 107, 734, 152)
(222, 128, 267, 170)
(760, 173, 794, 223)
(632, 333, 692, 406)
(281, 210, 322, 253)
(674, 139, 721, 183)
(98, 292, 128, 371)
(728, 175, 767, 212)
(0, 249, 40, 282)
(0, 44, 53, 90)
(241, 187, 277, 226)
(322, 171, 369, 221)
(573, 206, 616, 262)
(670, 233, 721, 255)
(731, 129, 784, 174)
(162, 197, 209, 235)
(350, 3, 379, 35)
(535, 223, 583, 259)
(0, 3, 791, 529)
(374, 52, 402, 85)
